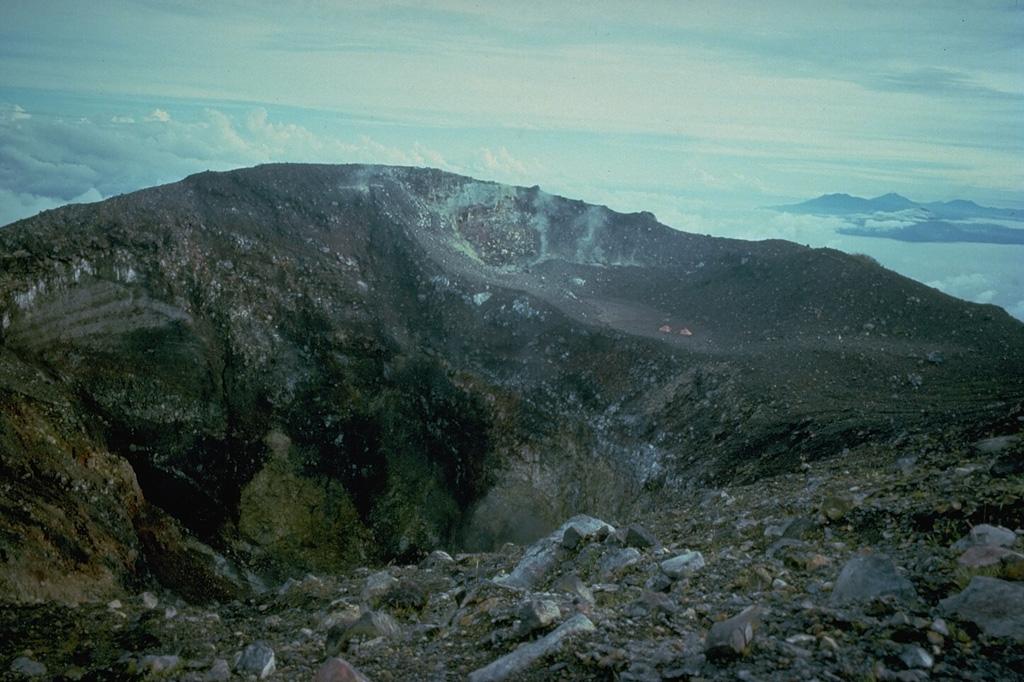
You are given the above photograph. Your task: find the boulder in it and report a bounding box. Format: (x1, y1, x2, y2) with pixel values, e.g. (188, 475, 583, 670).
(517, 599, 561, 636)
(623, 524, 659, 549)
(940, 576, 1024, 640)
(468, 614, 596, 682)
(705, 606, 761, 660)
(829, 554, 916, 605)
(951, 524, 1017, 552)
(314, 658, 373, 682)
(325, 611, 402, 655)
(233, 642, 275, 680)
(598, 547, 641, 579)
(660, 551, 705, 579)
(495, 515, 614, 589)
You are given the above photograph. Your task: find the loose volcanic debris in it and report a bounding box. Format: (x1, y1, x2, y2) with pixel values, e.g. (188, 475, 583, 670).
(3, 432, 1024, 681)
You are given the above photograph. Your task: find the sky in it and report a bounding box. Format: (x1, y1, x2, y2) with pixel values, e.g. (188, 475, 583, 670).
(1, 0, 1023, 317)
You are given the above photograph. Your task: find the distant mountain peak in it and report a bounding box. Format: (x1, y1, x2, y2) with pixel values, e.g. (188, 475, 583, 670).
(770, 192, 1021, 221)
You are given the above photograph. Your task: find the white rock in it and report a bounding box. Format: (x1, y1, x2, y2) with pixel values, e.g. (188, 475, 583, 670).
(469, 614, 596, 682)
(901, 645, 934, 670)
(141, 591, 159, 609)
(234, 642, 276, 679)
(661, 551, 705, 578)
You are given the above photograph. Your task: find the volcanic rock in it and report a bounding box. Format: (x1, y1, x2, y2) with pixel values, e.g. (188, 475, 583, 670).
(3, 459, 1024, 682)
(623, 523, 660, 549)
(661, 551, 706, 578)
(830, 554, 917, 605)
(467, 613, 596, 682)
(314, 657, 373, 682)
(939, 576, 1024, 640)
(516, 599, 561, 636)
(1, 163, 1023, 605)
(951, 523, 1018, 551)
(705, 605, 761, 660)
(233, 642, 275, 679)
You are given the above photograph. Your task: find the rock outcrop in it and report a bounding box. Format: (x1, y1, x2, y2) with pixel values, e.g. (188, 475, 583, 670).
(1, 163, 1023, 603)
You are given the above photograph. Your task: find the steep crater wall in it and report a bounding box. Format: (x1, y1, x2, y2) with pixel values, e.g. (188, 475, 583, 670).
(2, 163, 1023, 602)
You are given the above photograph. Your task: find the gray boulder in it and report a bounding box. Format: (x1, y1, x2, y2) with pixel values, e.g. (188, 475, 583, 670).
(829, 554, 916, 604)
(495, 515, 614, 589)
(233, 642, 275, 679)
(660, 551, 705, 579)
(951, 524, 1017, 552)
(940, 576, 1024, 640)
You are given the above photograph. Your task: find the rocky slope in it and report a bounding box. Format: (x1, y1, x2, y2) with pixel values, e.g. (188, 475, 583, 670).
(0, 164, 1022, 628)
(2, 433, 1023, 681)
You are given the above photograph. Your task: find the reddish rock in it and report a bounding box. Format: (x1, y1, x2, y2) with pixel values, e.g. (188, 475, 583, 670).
(314, 657, 372, 682)
(958, 545, 1014, 569)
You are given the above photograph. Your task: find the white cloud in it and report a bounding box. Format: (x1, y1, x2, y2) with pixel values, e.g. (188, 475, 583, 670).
(0, 104, 30, 123)
(0, 189, 63, 227)
(476, 146, 542, 183)
(1009, 299, 1024, 321)
(926, 273, 995, 302)
(0, 102, 455, 226)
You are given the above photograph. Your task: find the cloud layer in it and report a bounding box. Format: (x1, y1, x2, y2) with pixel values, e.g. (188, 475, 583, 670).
(0, 101, 555, 227)
(2, 1, 1022, 206)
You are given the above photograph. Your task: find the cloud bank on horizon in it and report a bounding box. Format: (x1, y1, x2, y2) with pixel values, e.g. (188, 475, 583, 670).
(1, 0, 1022, 317)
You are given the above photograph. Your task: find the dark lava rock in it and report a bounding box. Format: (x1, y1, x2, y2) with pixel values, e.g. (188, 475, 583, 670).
(623, 523, 660, 549)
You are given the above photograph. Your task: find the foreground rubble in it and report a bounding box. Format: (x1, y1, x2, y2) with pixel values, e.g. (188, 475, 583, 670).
(3, 433, 1024, 681)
